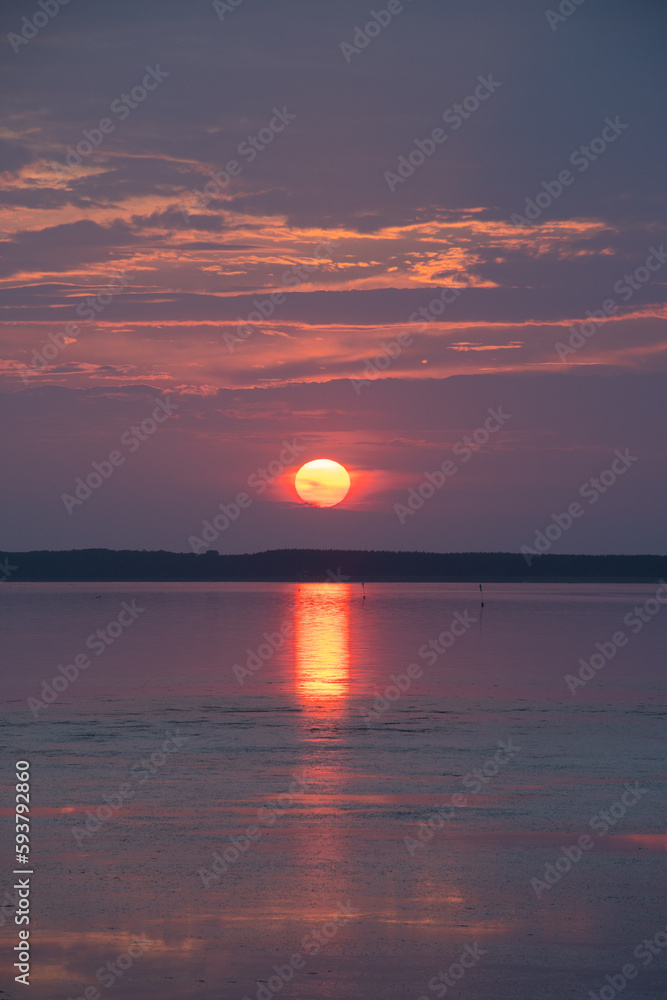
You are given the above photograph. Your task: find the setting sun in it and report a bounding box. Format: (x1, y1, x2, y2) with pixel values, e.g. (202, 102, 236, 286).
(294, 459, 351, 507)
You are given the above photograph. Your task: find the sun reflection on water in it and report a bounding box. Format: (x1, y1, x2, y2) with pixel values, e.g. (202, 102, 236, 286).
(294, 583, 350, 701)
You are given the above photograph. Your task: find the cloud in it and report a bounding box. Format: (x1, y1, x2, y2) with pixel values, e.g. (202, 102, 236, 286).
(1, 0, 666, 553)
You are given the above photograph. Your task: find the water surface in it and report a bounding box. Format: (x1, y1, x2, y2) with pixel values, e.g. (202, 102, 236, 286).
(1, 582, 665, 999)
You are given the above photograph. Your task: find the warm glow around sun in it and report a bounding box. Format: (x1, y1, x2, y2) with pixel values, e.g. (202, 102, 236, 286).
(294, 459, 351, 507)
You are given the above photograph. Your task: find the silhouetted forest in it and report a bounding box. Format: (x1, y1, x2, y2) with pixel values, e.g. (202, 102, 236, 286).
(1, 549, 666, 582)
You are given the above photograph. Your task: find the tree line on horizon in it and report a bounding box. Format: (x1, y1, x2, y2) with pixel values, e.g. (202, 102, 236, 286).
(1, 548, 666, 581)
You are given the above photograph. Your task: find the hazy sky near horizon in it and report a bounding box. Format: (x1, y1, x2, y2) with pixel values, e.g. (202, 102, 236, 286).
(1, 0, 666, 553)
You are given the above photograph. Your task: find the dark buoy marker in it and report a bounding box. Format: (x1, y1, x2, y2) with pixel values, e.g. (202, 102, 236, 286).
(479, 583, 484, 608)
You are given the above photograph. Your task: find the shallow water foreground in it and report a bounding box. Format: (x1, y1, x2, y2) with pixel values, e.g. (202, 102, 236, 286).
(1, 581, 665, 1000)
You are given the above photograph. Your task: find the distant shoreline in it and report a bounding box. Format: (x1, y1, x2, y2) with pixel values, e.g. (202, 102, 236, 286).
(1, 549, 665, 584)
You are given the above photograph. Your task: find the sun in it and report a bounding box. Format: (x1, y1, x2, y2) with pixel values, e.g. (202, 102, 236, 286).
(294, 459, 351, 508)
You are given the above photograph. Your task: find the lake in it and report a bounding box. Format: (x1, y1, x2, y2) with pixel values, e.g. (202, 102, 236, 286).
(1, 582, 665, 1000)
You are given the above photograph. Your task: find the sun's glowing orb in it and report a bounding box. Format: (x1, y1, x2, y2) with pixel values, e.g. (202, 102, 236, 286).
(294, 459, 351, 508)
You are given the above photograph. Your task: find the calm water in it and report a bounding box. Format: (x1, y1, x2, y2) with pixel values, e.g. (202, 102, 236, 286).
(1, 582, 665, 1000)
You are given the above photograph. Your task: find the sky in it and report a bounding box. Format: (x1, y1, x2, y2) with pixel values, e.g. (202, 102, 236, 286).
(1, 0, 666, 554)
